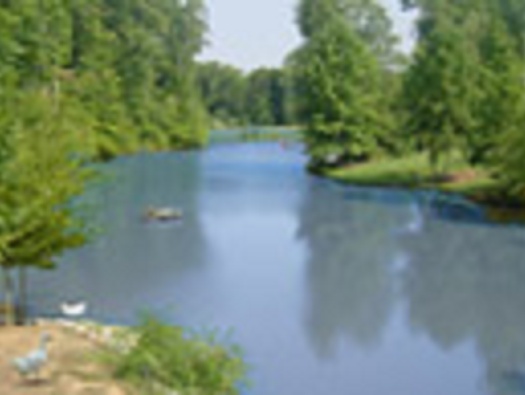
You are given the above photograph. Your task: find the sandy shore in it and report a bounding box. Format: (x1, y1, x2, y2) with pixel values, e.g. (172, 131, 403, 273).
(0, 321, 129, 395)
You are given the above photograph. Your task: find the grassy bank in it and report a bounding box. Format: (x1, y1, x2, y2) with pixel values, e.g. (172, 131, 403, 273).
(322, 152, 513, 207)
(209, 127, 301, 145)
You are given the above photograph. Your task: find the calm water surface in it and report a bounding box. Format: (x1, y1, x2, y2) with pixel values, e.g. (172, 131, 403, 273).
(30, 143, 525, 395)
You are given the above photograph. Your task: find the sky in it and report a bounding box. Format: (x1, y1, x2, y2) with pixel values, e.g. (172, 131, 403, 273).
(197, 0, 418, 72)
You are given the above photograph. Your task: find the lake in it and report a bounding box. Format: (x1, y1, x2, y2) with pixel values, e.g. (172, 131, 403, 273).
(30, 142, 525, 395)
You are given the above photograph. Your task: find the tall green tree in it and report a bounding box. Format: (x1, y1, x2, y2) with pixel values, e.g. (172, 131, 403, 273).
(403, 0, 525, 58)
(292, 0, 394, 169)
(0, 92, 92, 325)
(403, 2, 481, 171)
(299, 0, 400, 68)
(469, 9, 525, 164)
(403, 0, 525, 186)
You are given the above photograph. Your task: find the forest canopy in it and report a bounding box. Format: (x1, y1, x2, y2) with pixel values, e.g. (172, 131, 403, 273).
(0, 0, 209, 160)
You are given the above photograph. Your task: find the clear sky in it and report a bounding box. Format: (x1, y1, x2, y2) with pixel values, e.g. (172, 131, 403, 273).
(197, 0, 418, 72)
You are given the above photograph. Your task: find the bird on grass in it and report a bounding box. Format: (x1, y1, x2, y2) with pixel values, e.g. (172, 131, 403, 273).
(12, 332, 52, 381)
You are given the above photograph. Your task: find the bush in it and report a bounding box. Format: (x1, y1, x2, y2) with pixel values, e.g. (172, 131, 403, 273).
(103, 316, 247, 395)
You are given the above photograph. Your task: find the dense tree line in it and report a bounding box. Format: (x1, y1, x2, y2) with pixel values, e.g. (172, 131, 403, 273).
(196, 62, 293, 128)
(292, 0, 525, 201)
(0, 0, 208, 161)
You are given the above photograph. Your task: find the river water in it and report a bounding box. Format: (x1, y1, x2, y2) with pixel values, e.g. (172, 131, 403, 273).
(30, 142, 525, 395)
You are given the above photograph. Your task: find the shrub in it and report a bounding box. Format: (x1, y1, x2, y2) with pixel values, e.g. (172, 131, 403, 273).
(103, 316, 247, 395)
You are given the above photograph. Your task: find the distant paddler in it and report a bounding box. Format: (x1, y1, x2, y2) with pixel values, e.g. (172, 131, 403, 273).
(143, 206, 183, 222)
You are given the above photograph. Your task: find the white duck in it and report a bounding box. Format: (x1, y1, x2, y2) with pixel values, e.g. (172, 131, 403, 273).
(60, 301, 87, 318)
(12, 333, 52, 380)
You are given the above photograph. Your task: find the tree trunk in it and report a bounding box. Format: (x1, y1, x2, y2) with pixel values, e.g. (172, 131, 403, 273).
(429, 149, 441, 179)
(18, 266, 27, 326)
(1, 267, 15, 326)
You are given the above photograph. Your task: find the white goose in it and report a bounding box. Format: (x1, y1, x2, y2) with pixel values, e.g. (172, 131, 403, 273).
(12, 333, 52, 380)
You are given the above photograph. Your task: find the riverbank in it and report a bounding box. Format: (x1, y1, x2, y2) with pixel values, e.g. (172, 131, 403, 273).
(0, 316, 247, 395)
(0, 320, 129, 395)
(320, 153, 525, 219)
(209, 126, 301, 144)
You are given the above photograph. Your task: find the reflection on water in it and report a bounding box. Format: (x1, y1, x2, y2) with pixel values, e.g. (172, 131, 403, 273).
(400, 213, 525, 395)
(297, 180, 407, 357)
(23, 143, 525, 395)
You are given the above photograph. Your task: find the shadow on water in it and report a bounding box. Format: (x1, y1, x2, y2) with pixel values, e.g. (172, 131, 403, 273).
(27, 152, 209, 324)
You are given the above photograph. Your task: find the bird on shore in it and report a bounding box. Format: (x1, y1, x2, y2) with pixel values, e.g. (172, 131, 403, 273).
(60, 301, 87, 318)
(12, 333, 52, 380)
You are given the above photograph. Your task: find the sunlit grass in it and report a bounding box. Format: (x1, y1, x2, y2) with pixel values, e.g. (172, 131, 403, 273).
(324, 151, 503, 198)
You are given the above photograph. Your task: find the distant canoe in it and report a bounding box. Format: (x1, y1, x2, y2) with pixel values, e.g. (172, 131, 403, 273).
(143, 207, 183, 221)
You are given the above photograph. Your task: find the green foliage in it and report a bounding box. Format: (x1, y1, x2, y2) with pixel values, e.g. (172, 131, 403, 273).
(0, 90, 94, 325)
(196, 62, 292, 128)
(295, 0, 525, 204)
(401, 0, 525, 201)
(403, 3, 480, 172)
(404, 0, 525, 57)
(196, 62, 247, 127)
(104, 316, 247, 395)
(292, 0, 395, 168)
(471, 13, 525, 164)
(245, 68, 290, 126)
(0, 98, 89, 258)
(298, 0, 401, 67)
(0, 0, 209, 161)
(493, 89, 525, 197)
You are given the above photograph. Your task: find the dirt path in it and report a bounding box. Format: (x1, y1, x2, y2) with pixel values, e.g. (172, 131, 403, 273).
(0, 322, 129, 395)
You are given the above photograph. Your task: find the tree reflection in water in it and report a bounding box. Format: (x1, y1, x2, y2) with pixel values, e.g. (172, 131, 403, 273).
(400, 211, 525, 395)
(299, 182, 525, 394)
(297, 181, 411, 358)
